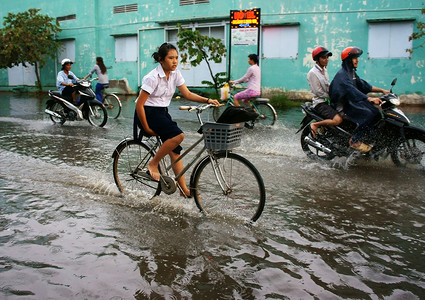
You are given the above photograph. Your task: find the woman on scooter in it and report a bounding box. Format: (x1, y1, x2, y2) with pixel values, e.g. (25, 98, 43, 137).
(329, 47, 389, 152)
(56, 58, 80, 105)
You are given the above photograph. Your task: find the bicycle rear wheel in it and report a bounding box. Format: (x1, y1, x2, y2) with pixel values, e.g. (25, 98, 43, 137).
(104, 94, 122, 119)
(191, 152, 266, 223)
(254, 102, 277, 126)
(112, 139, 161, 198)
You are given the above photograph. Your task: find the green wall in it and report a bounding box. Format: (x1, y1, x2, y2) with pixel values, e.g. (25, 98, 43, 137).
(0, 0, 424, 95)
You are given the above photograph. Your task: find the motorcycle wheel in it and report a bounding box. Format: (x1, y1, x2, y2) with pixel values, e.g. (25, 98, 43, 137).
(48, 102, 66, 125)
(300, 125, 335, 160)
(391, 133, 425, 171)
(86, 102, 107, 127)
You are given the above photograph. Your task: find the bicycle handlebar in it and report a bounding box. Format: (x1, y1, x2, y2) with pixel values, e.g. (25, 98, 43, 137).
(179, 103, 216, 112)
(179, 103, 218, 125)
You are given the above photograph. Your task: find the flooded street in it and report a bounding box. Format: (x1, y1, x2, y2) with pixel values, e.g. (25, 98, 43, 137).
(0, 92, 424, 299)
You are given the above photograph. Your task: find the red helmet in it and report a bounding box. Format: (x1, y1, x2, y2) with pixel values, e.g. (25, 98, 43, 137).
(341, 47, 363, 61)
(312, 46, 332, 61)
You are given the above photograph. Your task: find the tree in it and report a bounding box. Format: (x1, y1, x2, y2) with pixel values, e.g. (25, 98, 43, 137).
(176, 25, 227, 95)
(0, 8, 61, 91)
(408, 7, 425, 53)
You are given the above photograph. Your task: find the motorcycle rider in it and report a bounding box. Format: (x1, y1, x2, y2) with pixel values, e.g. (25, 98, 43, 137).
(57, 58, 80, 105)
(329, 46, 389, 152)
(307, 46, 342, 138)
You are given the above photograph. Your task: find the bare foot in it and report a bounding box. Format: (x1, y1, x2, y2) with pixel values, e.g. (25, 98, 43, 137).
(180, 188, 192, 198)
(147, 162, 160, 181)
(310, 123, 318, 138)
(349, 138, 372, 152)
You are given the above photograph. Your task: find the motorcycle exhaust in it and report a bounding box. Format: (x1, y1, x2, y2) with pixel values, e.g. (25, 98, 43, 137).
(45, 109, 63, 119)
(304, 136, 332, 154)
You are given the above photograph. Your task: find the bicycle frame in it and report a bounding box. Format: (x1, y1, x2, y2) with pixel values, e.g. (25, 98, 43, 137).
(138, 104, 233, 194)
(112, 103, 266, 222)
(223, 92, 261, 111)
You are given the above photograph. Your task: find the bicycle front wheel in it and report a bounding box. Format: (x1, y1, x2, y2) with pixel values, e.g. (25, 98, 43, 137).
(191, 152, 266, 223)
(255, 103, 277, 126)
(104, 94, 121, 119)
(112, 139, 161, 198)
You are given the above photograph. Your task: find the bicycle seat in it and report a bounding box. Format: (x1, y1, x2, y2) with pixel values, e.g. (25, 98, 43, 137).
(101, 85, 109, 89)
(255, 98, 270, 103)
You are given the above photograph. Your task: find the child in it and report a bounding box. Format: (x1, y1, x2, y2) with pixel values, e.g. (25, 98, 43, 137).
(134, 43, 220, 197)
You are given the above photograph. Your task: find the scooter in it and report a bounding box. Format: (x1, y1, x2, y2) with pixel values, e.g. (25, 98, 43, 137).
(45, 79, 108, 127)
(297, 78, 425, 170)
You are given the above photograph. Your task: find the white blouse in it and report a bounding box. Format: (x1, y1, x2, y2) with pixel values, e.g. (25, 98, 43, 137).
(139, 64, 185, 107)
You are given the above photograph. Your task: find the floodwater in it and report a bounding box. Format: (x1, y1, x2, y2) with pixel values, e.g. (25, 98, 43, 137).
(0, 92, 424, 299)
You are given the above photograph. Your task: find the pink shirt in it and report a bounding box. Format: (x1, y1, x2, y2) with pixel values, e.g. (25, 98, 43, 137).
(233, 64, 261, 92)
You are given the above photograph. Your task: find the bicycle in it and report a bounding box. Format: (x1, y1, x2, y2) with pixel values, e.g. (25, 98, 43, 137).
(112, 103, 266, 223)
(212, 84, 277, 128)
(90, 77, 122, 119)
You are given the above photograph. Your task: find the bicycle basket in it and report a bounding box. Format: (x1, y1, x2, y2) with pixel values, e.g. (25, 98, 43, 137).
(202, 122, 244, 150)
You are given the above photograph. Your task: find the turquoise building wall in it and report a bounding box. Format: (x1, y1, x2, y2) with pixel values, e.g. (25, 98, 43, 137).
(0, 0, 424, 95)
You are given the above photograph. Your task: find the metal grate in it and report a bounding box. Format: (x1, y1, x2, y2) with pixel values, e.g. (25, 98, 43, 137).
(180, 0, 210, 6)
(57, 14, 76, 22)
(113, 4, 138, 14)
(202, 122, 243, 151)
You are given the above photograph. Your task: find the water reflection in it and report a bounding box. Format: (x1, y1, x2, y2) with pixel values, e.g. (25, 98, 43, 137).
(0, 93, 424, 299)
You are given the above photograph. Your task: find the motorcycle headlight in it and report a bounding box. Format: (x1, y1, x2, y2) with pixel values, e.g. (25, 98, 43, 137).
(390, 97, 400, 106)
(79, 81, 90, 88)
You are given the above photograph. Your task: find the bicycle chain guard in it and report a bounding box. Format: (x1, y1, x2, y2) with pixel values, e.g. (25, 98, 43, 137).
(160, 175, 177, 195)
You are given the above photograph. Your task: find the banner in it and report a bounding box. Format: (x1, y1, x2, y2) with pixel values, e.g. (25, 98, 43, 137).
(230, 9, 261, 46)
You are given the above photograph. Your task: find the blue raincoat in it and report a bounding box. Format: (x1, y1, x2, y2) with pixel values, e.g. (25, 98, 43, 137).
(329, 60, 381, 143)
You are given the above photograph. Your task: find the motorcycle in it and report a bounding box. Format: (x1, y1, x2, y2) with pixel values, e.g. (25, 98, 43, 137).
(297, 78, 425, 170)
(45, 78, 108, 127)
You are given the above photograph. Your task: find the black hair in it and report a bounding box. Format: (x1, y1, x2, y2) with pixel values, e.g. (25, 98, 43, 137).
(96, 57, 107, 74)
(248, 54, 259, 65)
(152, 43, 178, 63)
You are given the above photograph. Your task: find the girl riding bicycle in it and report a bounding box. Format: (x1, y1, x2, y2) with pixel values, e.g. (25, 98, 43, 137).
(83, 56, 109, 102)
(229, 54, 261, 106)
(134, 43, 219, 197)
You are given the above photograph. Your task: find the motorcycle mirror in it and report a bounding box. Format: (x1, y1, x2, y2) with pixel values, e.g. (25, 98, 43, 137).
(390, 78, 397, 93)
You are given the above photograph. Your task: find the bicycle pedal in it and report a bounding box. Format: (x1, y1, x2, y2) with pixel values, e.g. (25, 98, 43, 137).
(160, 175, 177, 194)
(136, 169, 155, 180)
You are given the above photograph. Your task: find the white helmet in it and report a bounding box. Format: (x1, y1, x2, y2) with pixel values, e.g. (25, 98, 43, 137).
(61, 58, 73, 66)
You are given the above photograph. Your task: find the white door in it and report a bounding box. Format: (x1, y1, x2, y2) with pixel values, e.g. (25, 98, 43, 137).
(8, 63, 37, 86)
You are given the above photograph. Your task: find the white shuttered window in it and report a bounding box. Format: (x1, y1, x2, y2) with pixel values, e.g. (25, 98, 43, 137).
(263, 26, 299, 59)
(115, 36, 138, 62)
(368, 22, 413, 58)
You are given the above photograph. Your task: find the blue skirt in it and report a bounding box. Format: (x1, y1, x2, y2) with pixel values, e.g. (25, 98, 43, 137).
(134, 106, 183, 154)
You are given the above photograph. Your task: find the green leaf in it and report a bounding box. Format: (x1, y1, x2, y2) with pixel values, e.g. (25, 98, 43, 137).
(0, 8, 62, 90)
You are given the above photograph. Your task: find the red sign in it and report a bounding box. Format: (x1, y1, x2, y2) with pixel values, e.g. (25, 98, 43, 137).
(230, 8, 261, 29)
